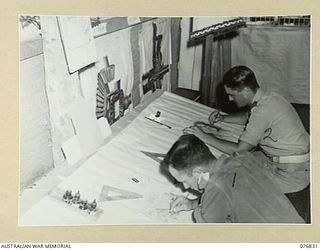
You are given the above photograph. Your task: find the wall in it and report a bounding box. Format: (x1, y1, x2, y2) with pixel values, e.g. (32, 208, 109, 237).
(20, 54, 54, 190)
(169, 18, 182, 92)
(178, 17, 202, 90)
(40, 16, 82, 166)
(19, 19, 54, 190)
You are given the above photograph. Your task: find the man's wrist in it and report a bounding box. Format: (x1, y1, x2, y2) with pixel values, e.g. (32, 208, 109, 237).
(189, 198, 200, 210)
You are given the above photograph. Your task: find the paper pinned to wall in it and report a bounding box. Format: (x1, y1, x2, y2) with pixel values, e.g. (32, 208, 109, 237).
(127, 17, 141, 25)
(79, 66, 98, 109)
(139, 22, 153, 76)
(140, 19, 171, 75)
(58, 16, 98, 74)
(139, 18, 171, 95)
(95, 29, 134, 96)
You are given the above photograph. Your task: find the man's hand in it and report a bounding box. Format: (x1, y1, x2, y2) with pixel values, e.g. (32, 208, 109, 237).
(184, 124, 219, 139)
(209, 110, 224, 124)
(169, 195, 197, 214)
(183, 126, 207, 141)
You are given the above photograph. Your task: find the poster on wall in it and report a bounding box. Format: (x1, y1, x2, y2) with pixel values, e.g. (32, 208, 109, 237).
(58, 16, 98, 74)
(139, 18, 171, 96)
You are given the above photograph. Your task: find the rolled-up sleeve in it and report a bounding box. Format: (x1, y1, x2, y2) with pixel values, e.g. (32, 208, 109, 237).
(240, 106, 271, 146)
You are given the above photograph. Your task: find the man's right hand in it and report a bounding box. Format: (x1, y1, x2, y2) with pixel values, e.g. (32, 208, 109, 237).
(169, 195, 197, 214)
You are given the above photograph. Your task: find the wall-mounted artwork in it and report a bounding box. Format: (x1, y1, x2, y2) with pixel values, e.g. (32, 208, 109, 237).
(96, 57, 132, 125)
(141, 23, 169, 95)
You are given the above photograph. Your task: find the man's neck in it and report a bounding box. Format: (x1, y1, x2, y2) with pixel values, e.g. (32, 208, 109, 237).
(198, 158, 224, 189)
(251, 88, 261, 104)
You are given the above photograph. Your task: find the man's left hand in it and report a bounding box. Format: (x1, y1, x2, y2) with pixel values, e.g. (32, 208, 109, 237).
(183, 126, 207, 140)
(184, 125, 218, 138)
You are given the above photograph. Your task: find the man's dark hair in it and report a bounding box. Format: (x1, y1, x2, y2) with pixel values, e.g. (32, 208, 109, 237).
(223, 65, 260, 91)
(161, 134, 216, 175)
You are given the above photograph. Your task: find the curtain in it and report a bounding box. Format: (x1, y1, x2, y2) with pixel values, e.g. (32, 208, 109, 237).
(231, 26, 310, 104)
(208, 37, 232, 108)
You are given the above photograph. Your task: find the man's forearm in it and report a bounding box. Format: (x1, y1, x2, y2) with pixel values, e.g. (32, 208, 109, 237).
(184, 125, 255, 155)
(222, 112, 248, 125)
(203, 134, 255, 155)
(202, 134, 239, 155)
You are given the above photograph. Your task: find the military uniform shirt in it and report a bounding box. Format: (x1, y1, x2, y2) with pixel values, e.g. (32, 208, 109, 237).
(239, 89, 309, 156)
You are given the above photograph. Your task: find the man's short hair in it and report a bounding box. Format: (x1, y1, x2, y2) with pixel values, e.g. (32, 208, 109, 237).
(223, 65, 260, 91)
(161, 134, 216, 175)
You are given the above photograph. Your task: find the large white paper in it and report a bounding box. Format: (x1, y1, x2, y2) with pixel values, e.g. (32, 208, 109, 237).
(58, 16, 98, 73)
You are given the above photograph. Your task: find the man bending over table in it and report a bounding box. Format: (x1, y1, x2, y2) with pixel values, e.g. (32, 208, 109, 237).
(161, 134, 304, 223)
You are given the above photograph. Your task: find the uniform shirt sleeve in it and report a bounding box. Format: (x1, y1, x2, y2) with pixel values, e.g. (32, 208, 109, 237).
(193, 184, 233, 223)
(239, 105, 272, 146)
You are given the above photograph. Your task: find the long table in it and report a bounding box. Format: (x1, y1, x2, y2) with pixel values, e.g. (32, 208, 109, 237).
(19, 91, 227, 226)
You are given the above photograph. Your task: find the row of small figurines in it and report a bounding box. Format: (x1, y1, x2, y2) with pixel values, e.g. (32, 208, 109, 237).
(62, 190, 97, 213)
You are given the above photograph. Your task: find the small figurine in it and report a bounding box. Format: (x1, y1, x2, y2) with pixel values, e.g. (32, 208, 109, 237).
(63, 190, 73, 203)
(62, 190, 69, 201)
(79, 200, 89, 210)
(66, 190, 73, 204)
(72, 191, 81, 204)
(87, 199, 97, 214)
(62, 190, 98, 215)
(91, 199, 97, 210)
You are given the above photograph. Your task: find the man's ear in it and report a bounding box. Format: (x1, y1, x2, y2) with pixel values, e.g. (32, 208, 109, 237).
(242, 86, 249, 93)
(193, 167, 210, 185)
(192, 167, 203, 177)
(242, 87, 252, 98)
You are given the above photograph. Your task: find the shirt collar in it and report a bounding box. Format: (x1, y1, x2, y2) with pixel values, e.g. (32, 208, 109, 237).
(198, 155, 229, 189)
(252, 88, 265, 105)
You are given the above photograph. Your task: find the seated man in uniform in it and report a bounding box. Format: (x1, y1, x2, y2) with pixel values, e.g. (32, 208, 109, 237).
(161, 134, 304, 223)
(184, 65, 309, 194)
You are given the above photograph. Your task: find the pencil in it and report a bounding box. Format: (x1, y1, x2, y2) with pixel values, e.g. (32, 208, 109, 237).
(144, 116, 172, 129)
